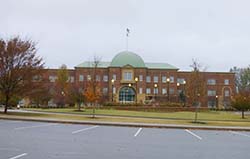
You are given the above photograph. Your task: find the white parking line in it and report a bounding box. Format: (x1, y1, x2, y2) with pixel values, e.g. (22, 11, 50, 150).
(72, 125, 99, 134)
(134, 128, 142, 137)
(229, 131, 250, 138)
(14, 123, 57, 130)
(185, 129, 202, 140)
(9, 153, 27, 159)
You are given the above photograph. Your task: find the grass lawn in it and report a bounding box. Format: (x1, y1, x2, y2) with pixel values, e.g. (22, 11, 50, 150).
(1, 111, 250, 127)
(25, 108, 250, 122)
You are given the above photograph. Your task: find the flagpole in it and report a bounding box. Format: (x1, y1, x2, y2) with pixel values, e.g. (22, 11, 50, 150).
(126, 35, 128, 51)
(126, 28, 130, 51)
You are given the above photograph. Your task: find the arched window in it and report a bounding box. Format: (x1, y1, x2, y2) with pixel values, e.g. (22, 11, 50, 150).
(119, 86, 135, 103)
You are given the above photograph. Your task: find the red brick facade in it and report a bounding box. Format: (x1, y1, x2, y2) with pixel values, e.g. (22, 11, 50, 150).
(41, 51, 235, 108)
(44, 66, 235, 108)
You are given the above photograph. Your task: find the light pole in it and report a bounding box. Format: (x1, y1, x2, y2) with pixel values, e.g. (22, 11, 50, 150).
(61, 91, 65, 107)
(134, 77, 138, 104)
(177, 83, 180, 103)
(61, 91, 65, 96)
(194, 93, 200, 123)
(167, 78, 170, 102)
(154, 84, 158, 101)
(215, 95, 218, 109)
(128, 83, 132, 103)
(183, 80, 186, 107)
(111, 79, 115, 102)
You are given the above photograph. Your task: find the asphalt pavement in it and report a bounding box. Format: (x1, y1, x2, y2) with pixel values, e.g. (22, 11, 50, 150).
(0, 119, 250, 159)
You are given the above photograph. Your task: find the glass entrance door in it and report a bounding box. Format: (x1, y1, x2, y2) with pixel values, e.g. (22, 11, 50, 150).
(119, 86, 135, 103)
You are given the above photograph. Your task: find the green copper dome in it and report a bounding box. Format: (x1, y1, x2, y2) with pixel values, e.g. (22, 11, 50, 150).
(110, 51, 146, 68)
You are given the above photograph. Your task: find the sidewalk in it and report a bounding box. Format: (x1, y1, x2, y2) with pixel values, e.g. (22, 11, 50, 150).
(1, 109, 250, 131)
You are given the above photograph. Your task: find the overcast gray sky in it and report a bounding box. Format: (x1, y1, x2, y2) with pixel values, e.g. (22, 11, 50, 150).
(1, 0, 250, 71)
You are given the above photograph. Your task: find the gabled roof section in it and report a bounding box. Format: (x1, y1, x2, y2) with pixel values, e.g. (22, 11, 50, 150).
(145, 63, 179, 70)
(75, 61, 110, 68)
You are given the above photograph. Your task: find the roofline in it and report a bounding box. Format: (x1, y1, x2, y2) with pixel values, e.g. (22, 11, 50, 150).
(44, 68, 75, 71)
(178, 71, 235, 74)
(75, 66, 179, 70)
(147, 68, 179, 70)
(74, 67, 108, 69)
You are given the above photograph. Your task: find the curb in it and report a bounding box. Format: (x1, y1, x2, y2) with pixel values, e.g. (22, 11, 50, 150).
(1, 116, 250, 131)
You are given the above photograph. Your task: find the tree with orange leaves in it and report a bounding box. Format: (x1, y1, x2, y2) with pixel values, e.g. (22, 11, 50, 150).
(84, 80, 101, 103)
(232, 90, 250, 119)
(84, 56, 102, 118)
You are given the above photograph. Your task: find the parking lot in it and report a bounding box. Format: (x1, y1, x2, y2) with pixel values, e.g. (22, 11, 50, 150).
(0, 119, 250, 159)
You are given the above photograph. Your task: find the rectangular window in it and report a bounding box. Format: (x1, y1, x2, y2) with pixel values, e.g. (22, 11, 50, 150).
(207, 79, 216, 85)
(207, 90, 216, 96)
(146, 76, 151, 83)
(224, 90, 230, 97)
(153, 76, 158, 83)
(162, 88, 167, 95)
(87, 75, 91, 81)
(33, 75, 42, 82)
(112, 74, 116, 80)
(67, 76, 74, 83)
(78, 88, 83, 93)
(154, 88, 159, 94)
(139, 75, 143, 82)
(103, 88, 108, 94)
(32, 75, 42, 82)
(103, 75, 108, 82)
(49, 75, 57, 82)
(96, 75, 100, 81)
(162, 76, 166, 83)
(139, 88, 143, 94)
(169, 88, 175, 94)
(146, 88, 151, 94)
(208, 100, 216, 108)
(170, 76, 174, 83)
(224, 79, 229, 85)
(70, 76, 74, 83)
(113, 87, 116, 94)
(177, 89, 182, 94)
(79, 75, 84, 81)
(177, 78, 185, 84)
(124, 72, 132, 81)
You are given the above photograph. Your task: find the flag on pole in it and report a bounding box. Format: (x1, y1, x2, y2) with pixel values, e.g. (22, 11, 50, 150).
(126, 28, 130, 37)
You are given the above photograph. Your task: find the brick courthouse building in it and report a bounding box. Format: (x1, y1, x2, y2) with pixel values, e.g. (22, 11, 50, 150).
(44, 51, 235, 108)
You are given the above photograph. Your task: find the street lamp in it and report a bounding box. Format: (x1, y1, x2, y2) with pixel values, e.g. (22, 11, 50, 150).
(111, 79, 115, 102)
(134, 77, 138, 103)
(194, 93, 200, 123)
(177, 83, 180, 103)
(183, 80, 186, 107)
(127, 83, 132, 103)
(61, 91, 65, 96)
(154, 84, 158, 101)
(197, 93, 200, 106)
(215, 95, 218, 108)
(61, 91, 65, 107)
(166, 78, 170, 102)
